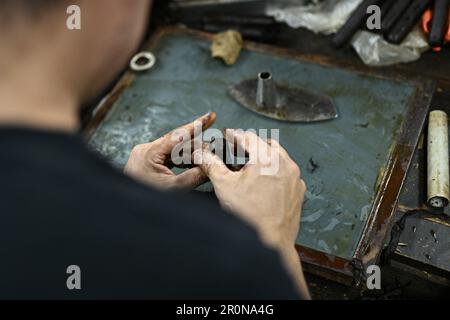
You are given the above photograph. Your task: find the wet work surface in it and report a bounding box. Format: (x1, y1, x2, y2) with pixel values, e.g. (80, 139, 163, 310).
(88, 28, 428, 265)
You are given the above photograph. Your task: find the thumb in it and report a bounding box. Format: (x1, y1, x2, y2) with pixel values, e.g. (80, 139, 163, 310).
(174, 167, 209, 190)
(193, 149, 231, 182)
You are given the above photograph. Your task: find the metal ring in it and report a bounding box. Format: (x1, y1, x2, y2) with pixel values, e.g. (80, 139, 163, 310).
(130, 51, 156, 72)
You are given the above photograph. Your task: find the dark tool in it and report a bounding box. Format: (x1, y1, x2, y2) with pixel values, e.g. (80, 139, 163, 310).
(380, 0, 411, 34)
(428, 0, 450, 47)
(386, 0, 430, 44)
(169, 0, 267, 24)
(422, 7, 450, 51)
(202, 14, 280, 43)
(202, 15, 274, 26)
(332, 0, 384, 47)
(204, 24, 278, 42)
(229, 72, 338, 123)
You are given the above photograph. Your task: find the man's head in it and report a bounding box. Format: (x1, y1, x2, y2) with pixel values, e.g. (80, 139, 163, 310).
(1, 0, 152, 105)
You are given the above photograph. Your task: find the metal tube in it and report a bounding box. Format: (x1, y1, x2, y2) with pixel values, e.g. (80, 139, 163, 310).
(256, 72, 278, 108)
(427, 110, 450, 208)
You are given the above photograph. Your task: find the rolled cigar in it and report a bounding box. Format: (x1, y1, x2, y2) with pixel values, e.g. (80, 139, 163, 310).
(427, 110, 450, 208)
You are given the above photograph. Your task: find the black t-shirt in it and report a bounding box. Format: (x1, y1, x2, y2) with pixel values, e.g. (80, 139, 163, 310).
(0, 128, 300, 300)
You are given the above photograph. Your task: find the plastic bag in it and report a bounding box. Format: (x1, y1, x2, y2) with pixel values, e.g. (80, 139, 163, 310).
(267, 0, 363, 35)
(352, 27, 430, 66)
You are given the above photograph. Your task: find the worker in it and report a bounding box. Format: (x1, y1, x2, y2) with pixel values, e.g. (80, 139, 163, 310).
(0, 0, 309, 299)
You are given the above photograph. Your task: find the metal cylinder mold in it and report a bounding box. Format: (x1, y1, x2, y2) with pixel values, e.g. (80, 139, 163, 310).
(256, 72, 278, 108)
(427, 110, 450, 208)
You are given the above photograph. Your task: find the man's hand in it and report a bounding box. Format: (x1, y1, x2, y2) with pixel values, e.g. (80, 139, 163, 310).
(124, 112, 216, 191)
(193, 129, 310, 298)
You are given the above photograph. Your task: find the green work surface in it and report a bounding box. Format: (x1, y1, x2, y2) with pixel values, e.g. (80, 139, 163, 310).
(89, 33, 415, 260)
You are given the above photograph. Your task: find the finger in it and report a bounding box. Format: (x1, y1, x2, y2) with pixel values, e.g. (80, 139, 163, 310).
(266, 138, 289, 158)
(266, 138, 280, 146)
(168, 141, 212, 169)
(174, 167, 209, 190)
(181, 111, 217, 135)
(193, 149, 232, 182)
(300, 179, 307, 192)
(220, 129, 246, 158)
(162, 112, 217, 152)
(226, 129, 271, 161)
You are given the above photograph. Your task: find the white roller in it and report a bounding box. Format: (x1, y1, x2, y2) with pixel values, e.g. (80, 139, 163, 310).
(427, 110, 450, 208)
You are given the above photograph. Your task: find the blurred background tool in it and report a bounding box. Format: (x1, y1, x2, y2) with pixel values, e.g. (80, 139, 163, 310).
(332, 0, 383, 47)
(169, 0, 267, 24)
(427, 0, 450, 47)
(372, 0, 395, 33)
(201, 15, 281, 43)
(167, 0, 280, 43)
(386, 0, 430, 44)
(332, 0, 431, 47)
(380, 0, 411, 34)
(422, 1, 450, 51)
(331, 0, 448, 50)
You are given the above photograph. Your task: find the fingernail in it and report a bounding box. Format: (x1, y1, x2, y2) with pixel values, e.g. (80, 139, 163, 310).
(201, 112, 212, 124)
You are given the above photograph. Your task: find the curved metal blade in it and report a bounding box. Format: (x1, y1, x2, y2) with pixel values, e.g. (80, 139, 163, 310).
(229, 79, 338, 123)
